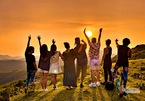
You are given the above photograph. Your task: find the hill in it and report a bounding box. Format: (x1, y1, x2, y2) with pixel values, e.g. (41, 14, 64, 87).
(112, 44, 145, 63)
(0, 70, 26, 85)
(0, 60, 26, 73)
(0, 59, 144, 101)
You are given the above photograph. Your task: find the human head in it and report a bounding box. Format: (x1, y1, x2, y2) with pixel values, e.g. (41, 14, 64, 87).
(91, 37, 96, 43)
(75, 37, 80, 45)
(40, 44, 48, 57)
(27, 46, 34, 53)
(50, 40, 57, 52)
(106, 39, 111, 46)
(123, 38, 130, 46)
(64, 42, 70, 49)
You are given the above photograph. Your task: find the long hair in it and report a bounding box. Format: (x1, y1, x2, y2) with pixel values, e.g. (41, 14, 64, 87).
(40, 44, 48, 58)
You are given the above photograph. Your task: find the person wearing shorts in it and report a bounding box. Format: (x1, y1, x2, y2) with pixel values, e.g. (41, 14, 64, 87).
(74, 37, 88, 88)
(112, 38, 132, 97)
(84, 28, 102, 87)
(37, 36, 52, 91)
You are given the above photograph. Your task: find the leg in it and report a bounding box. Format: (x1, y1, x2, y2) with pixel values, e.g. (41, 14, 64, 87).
(40, 72, 44, 89)
(108, 67, 113, 81)
(96, 69, 100, 82)
(103, 67, 108, 83)
(51, 74, 57, 88)
(76, 65, 81, 84)
(123, 66, 128, 88)
(44, 73, 48, 89)
(112, 64, 120, 78)
(91, 70, 95, 83)
(80, 65, 87, 88)
(26, 71, 31, 86)
(30, 70, 36, 84)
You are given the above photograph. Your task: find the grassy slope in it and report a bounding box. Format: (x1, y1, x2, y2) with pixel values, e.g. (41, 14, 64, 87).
(11, 59, 145, 101)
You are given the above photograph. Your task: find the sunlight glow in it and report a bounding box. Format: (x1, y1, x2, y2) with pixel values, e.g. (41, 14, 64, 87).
(86, 30, 92, 37)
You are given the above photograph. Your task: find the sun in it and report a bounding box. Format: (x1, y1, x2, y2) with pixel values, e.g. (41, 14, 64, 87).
(86, 30, 92, 37)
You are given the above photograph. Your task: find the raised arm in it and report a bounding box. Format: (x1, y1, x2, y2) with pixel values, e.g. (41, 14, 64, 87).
(59, 52, 64, 61)
(37, 36, 41, 47)
(27, 35, 31, 48)
(98, 28, 102, 42)
(83, 28, 91, 43)
(82, 39, 87, 48)
(115, 39, 119, 48)
(100, 48, 107, 65)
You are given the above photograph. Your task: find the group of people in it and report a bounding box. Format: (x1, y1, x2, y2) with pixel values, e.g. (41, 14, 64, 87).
(25, 28, 132, 97)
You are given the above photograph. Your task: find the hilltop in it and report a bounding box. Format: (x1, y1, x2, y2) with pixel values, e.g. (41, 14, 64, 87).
(0, 59, 144, 101)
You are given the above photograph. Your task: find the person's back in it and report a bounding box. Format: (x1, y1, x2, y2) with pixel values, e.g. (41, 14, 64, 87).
(104, 47, 112, 65)
(89, 42, 100, 60)
(25, 51, 36, 72)
(75, 44, 88, 66)
(117, 45, 130, 66)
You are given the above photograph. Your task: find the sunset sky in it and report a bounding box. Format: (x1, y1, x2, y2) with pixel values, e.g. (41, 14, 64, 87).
(0, 0, 145, 57)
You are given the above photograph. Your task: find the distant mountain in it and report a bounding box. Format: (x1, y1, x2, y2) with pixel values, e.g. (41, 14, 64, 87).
(0, 60, 26, 73)
(131, 44, 145, 60)
(0, 70, 26, 85)
(112, 44, 145, 62)
(0, 55, 24, 60)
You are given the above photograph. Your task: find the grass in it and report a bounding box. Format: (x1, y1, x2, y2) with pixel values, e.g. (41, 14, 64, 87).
(9, 59, 145, 101)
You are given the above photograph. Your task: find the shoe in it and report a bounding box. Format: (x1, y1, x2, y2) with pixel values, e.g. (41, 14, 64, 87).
(101, 82, 106, 85)
(44, 88, 48, 91)
(52, 87, 58, 90)
(119, 93, 123, 98)
(112, 73, 118, 78)
(89, 83, 96, 87)
(96, 81, 101, 86)
(123, 92, 127, 96)
(66, 87, 72, 90)
(42, 89, 45, 91)
(96, 81, 100, 86)
(80, 83, 84, 88)
(72, 85, 77, 87)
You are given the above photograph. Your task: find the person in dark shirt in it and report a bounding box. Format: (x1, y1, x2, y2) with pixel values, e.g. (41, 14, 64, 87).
(112, 38, 132, 97)
(101, 39, 112, 85)
(25, 36, 37, 86)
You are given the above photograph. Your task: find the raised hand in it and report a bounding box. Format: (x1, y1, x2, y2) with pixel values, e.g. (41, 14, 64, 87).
(81, 39, 85, 43)
(115, 39, 119, 42)
(99, 28, 103, 33)
(84, 28, 86, 34)
(28, 35, 31, 40)
(37, 36, 41, 40)
(52, 39, 56, 44)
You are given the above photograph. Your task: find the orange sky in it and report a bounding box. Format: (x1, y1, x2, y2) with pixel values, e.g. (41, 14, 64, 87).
(0, 0, 145, 57)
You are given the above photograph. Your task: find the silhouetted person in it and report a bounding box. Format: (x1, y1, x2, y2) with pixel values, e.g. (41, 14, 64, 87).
(37, 36, 52, 91)
(100, 39, 112, 85)
(74, 37, 88, 88)
(112, 38, 132, 97)
(84, 28, 102, 87)
(63, 42, 77, 90)
(25, 36, 37, 87)
(49, 39, 64, 90)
